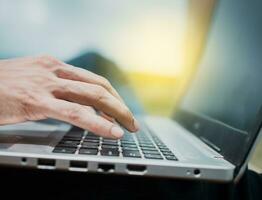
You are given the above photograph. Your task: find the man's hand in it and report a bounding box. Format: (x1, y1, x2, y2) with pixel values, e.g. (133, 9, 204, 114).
(0, 55, 139, 138)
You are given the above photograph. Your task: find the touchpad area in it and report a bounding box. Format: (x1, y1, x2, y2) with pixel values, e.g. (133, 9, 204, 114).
(0, 121, 68, 150)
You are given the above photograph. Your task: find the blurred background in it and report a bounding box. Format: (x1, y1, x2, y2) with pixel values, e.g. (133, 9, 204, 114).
(0, 0, 261, 171)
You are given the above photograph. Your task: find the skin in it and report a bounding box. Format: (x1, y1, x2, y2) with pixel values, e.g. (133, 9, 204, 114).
(0, 55, 139, 139)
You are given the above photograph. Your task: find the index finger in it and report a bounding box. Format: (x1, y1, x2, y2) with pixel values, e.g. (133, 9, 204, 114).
(54, 64, 124, 102)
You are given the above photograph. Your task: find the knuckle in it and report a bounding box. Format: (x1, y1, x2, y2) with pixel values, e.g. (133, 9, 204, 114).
(34, 55, 62, 69)
(66, 106, 82, 122)
(93, 85, 107, 102)
(32, 73, 57, 87)
(51, 80, 70, 97)
(88, 121, 100, 133)
(100, 77, 112, 90)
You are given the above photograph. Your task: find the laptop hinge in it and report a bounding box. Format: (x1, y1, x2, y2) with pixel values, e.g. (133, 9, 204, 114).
(200, 136, 222, 153)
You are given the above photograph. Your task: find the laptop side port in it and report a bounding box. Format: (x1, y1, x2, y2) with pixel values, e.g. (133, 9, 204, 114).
(37, 159, 56, 169)
(98, 163, 115, 173)
(126, 164, 147, 173)
(70, 161, 88, 170)
(21, 157, 27, 165)
(193, 169, 201, 177)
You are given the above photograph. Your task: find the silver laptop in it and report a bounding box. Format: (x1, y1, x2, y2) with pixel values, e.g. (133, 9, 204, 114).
(0, 0, 261, 182)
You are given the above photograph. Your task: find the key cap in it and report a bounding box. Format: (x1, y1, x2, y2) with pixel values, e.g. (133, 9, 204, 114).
(62, 137, 82, 141)
(165, 155, 178, 161)
(139, 144, 155, 148)
(86, 132, 98, 136)
(142, 150, 160, 155)
(82, 141, 100, 146)
(162, 152, 175, 156)
(121, 144, 137, 148)
(120, 141, 136, 145)
(53, 147, 76, 154)
(81, 144, 99, 149)
(83, 139, 99, 143)
(140, 147, 157, 151)
(101, 145, 119, 149)
(102, 141, 118, 145)
(59, 140, 80, 145)
(100, 148, 119, 156)
(159, 149, 171, 153)
(56, 143, 79, 148)
(139, 142, 154, 146)
(85, 135, 100, 140)
(103, 139, 118, 142)
(82, 142, 99, 147)
(144, 154, 163, 160)
(66, 131, 84, 138)
(122, 150, 141, 158)
(79, 148, 98, 155)
(121, 146, 139, 151)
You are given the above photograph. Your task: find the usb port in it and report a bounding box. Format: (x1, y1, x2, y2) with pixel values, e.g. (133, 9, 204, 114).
(127, 165, 146, 172)
(98, 163, 115, 172)
(70, 161, 88, 169)
(38, 159, 55, 167)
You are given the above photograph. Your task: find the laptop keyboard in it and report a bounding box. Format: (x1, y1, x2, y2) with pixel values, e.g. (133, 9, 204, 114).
(53, 126, 178, 161)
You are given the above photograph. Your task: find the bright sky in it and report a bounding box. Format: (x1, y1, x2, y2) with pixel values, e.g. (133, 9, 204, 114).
(0, 0, 188, 75)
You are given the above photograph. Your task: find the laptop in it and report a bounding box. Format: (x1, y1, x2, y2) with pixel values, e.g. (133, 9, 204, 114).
(0, 0, 261, 182)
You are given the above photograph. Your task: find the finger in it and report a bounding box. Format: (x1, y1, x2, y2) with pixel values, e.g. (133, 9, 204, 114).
(42, 98, 124, 139)
(53, 79, 139, 132)
(99, 111, 115, 122)
(54, 64, 124, 102)
(85, 106, 114, 122)
(83, 105, 96, 114)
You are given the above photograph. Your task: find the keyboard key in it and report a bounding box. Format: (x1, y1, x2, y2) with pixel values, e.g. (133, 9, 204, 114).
(83, 139, 99, 143)
(103, 139, 118, 142)
(122, 150, 141, 158)
(138, 141, 153, 145)
(79, 148, 98, 155)
(121, 144, 137, 148)
(165, 155, 178, 161)
(140, 147, 157, 151)
(59, 140, 80, 145)
(120, 141, 136, 145)
(53, 147, 76, 154)
(139, 144, 155, 148)
(56, 143, 79, 148)
(142, 150, 160, 155)
(66, 131, 84, 138)
(102, 141, 118, 145)
(86, 132, 98, 136)
(85, 135, 100, 140)
(81, 144, 99, 149)
(101, 145, 119, 149)
(82, 142, 99, 146)
(144, 154, 163, 160)
(162, 152, 175, 156)
(160, 150, 173, 154)
(83, 140, 100, 145)
(62, 137, 82, 141)
(159, 148, 171, 152)
(121, 146, 139, 151)
(100, 148, 119, 156)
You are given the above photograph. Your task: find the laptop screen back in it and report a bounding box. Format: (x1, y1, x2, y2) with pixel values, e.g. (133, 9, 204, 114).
(175, 0, 262, 167)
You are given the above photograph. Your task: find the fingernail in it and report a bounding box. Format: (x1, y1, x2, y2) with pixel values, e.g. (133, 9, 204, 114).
(133, 118, 140, 131)
(111, 126, 124, 138)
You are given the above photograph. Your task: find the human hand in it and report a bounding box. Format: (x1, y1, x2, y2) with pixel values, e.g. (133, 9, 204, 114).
(0, 55, 139, 138)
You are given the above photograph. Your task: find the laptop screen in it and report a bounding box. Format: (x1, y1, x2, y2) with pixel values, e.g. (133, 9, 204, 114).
(176, 0, 262, 166)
